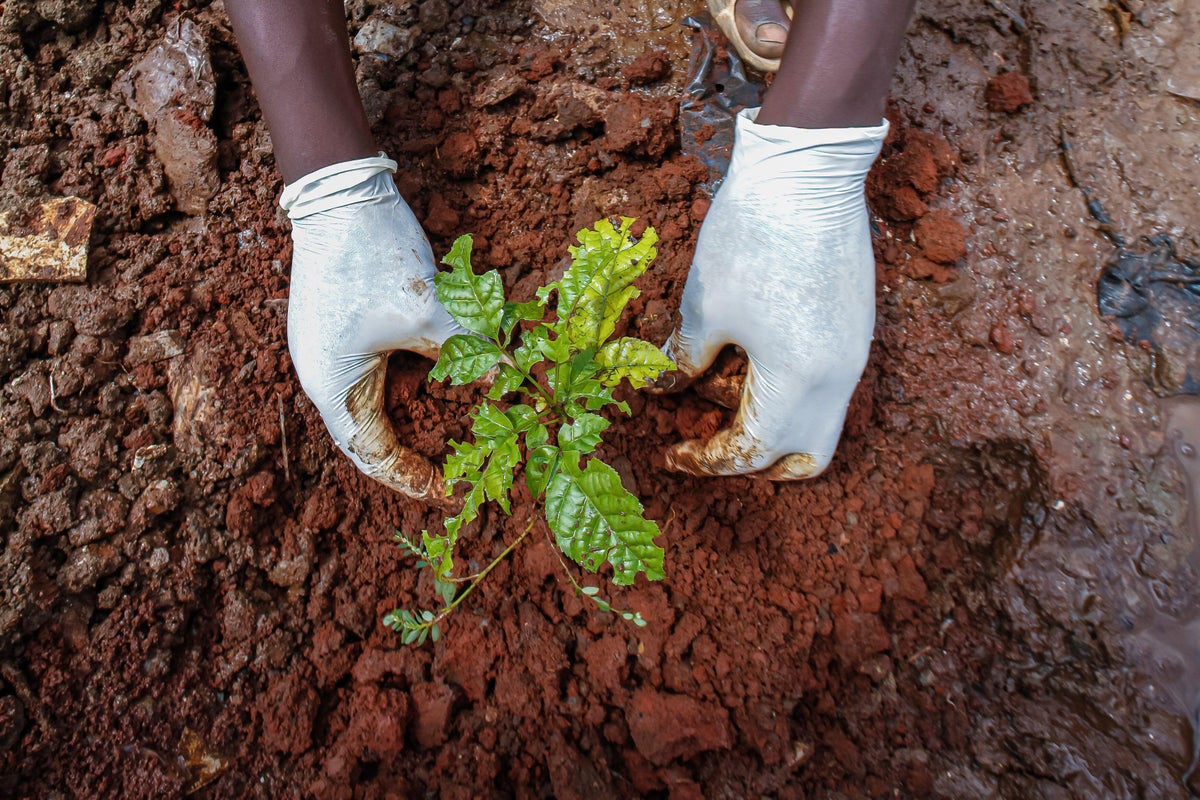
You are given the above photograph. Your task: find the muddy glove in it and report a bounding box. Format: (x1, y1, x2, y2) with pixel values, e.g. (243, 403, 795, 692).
(281, 154, 465, 503)
(661, 109, 888, 479)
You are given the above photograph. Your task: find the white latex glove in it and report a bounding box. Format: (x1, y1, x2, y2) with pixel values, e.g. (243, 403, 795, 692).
(281, 155, 465, 503)
(661, 109, 888, 479)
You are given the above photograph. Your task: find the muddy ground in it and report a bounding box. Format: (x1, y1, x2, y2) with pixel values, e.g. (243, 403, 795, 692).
(2, 0, 1199, 797)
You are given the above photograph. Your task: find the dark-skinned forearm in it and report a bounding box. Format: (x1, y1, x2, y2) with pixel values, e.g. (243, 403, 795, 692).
(225, 0, 376, 182)
(757, 0, 917, 129)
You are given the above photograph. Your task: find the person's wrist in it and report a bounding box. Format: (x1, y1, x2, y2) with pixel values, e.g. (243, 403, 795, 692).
(280, 153, 399, 221)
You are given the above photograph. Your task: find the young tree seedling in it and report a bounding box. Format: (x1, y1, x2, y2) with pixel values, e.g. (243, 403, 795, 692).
(384, 218, 674, 645)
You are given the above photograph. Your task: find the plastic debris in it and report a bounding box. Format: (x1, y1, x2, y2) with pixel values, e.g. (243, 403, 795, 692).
(678, 13, 765, 195)
(1098, 235, 1200, 395)
(179, 728, 226, 794)
(0, 196, 96, 283)
(114, 17, 218, 215)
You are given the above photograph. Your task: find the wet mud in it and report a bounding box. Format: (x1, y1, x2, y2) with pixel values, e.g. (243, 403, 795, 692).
(1, 0, 1199, 797)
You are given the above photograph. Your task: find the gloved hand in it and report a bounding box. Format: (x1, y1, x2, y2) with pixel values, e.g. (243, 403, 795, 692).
(281, 154, 466, 503)
(660, 108, 888, 479)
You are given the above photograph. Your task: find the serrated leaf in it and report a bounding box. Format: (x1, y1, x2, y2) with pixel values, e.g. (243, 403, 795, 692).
(526, 423, 549, 451)
(501, 299, 545, 337)
(480, 434, 519, 514)
(422, 530, 455, 576)
(471, 402, 518, 442)
(526, 444, 559, 498)
(566, 378, 630, 416)
(506, 404, 540, 433)
(445, 439, 485, 486)
(435, 235, 506, 338)
(441, 478, 485, 572)
(595, 337, 675, 387)
(545, 457, 665, 585)
(431, 334, 504, 385)
(485, 364, 526, 400)
(559, 413, 609, 455)
(555, 219, 658, 351)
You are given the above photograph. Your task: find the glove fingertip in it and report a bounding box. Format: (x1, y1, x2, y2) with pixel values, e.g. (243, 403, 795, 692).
(337, 363, 453, 506)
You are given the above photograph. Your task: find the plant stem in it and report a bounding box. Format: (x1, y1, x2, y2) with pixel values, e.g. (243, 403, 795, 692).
(428, 519, 535, 627)
(542, 523, 643, 624)
(501, 353, 557, 409)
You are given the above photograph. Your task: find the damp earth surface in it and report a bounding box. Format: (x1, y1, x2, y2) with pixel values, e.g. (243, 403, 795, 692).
(1, 0, 1199, 797)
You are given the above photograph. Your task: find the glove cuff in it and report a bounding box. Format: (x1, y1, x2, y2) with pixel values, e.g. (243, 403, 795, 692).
(733, 108, 888, 179)
(280, 153, 400, 221)
(729, 107, 892, 149)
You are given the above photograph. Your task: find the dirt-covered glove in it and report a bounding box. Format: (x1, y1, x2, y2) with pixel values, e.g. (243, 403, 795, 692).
(660, 109, 888, 479)
(281, 154, 465, 503)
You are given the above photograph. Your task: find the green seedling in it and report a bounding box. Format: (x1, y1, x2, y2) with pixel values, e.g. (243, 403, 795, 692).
(384, 218, 674, 645)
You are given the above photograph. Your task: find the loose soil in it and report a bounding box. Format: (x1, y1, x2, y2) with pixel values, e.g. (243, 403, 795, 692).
(2, 0, 1199, 798)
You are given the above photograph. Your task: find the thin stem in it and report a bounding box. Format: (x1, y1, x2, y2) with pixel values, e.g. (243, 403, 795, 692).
(500, 352, 557, 410)
(542, 524, 645, 624)
(431, 519, 534, 625)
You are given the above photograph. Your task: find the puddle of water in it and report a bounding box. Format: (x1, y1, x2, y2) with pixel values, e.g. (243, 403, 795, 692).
(1127, 397, 1200, 782)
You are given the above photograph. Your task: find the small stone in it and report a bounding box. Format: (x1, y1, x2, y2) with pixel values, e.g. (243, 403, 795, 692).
(989, 322, 1015, 354)
(474, 67, 525, 107)
(126, 330, 184, 365)
(353, 16, 419, 59)
(59, 544, 123, 592)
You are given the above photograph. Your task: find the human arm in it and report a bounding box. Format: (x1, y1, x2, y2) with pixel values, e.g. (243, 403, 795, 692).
(660, 0, 916, 478)
(225, 0, 466, 502)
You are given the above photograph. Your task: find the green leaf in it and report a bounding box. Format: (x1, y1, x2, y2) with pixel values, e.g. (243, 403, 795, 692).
(581, 586, 600, 596)
(559, 413, 609, 455)
(435, 235, 506, 339)
(441, 477, 486, 570)
(506, 404, 540, 433)
(501, 299, 545, 337)
(485, 364, 525, 400)
(555, 219, 658, 351)
(526, 423, 549, 451)
(431, 624, 441, 642)
(435, 576, 457, 606)
(471, 402, 518, 442)
(526, 443, 559, 498)
(566, 378, 630, 416)
(444, 439, 485, 486)
(430, 334, 504, 385)
(513, 327, 549, 373)
(545, 457, 665, 585)
(422, 530, 455, 576)
(480, 434, 519, 514)
(595, 337, 675, 387)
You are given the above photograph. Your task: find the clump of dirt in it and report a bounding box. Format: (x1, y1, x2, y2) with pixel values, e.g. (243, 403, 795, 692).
(1, 0, 1197, 798)
(985, 71, 1034, 114)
